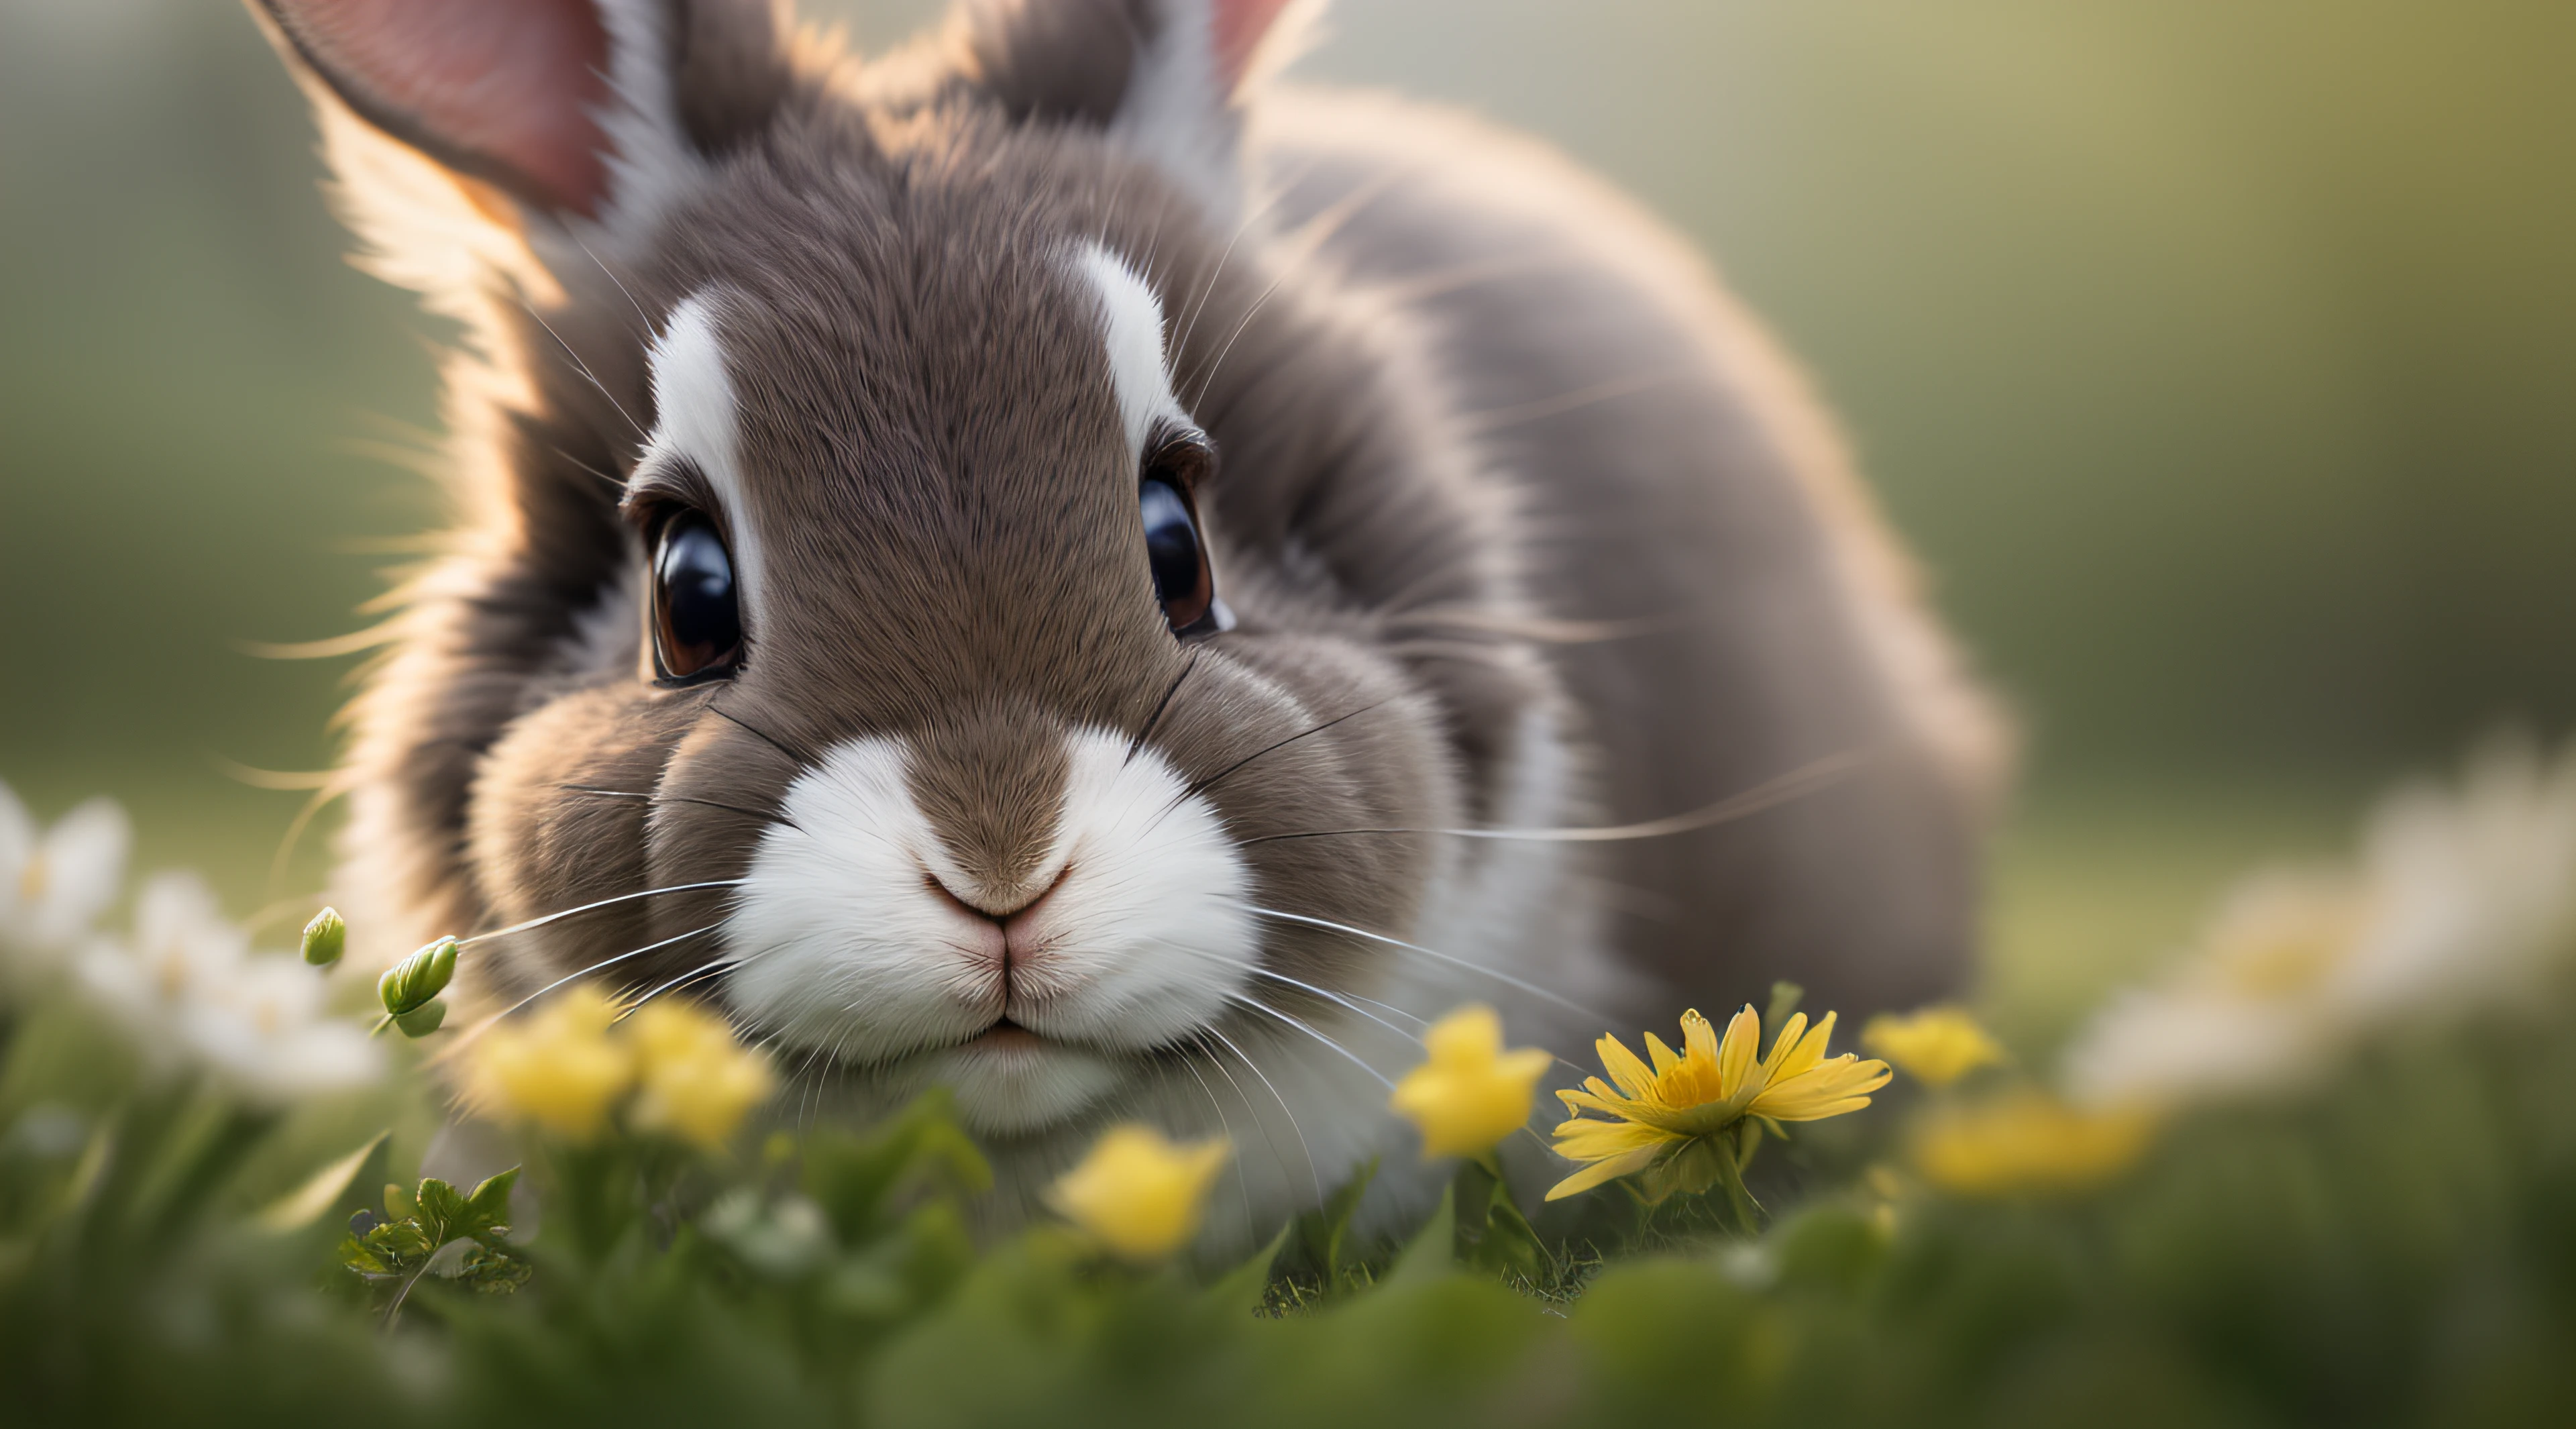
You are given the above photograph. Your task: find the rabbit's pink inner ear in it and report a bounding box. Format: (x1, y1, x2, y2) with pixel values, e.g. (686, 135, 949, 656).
(1211, 0, 1299, 93)
(268, 0, 615, 218)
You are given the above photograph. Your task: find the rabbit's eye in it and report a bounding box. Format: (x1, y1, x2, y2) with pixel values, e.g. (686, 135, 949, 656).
(651, 513, 743, 683)
(1140, 427, 1228, 638)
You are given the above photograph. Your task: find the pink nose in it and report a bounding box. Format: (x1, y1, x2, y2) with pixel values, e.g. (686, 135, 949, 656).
(924, 865, 1071, 975)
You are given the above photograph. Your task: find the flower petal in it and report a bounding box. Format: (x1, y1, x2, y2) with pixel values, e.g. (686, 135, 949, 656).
(1644, 1032, 1684, 1078)
(1682, 1007, 1723, 1065)
(1550, 1115, 1674, 1160)
(1751, 1056, 1892, 1120)
(1544, 1143, 1666, 1201)
(1595, 1033, 1658, 1101)
(1715, 1005, 1760, 1098)
(1774, 1010, 1838, 1083)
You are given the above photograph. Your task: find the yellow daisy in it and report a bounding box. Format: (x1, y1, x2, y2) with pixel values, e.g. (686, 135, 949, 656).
(1046, 1124, 1232, 1260)
(1546, 1004, 1890, 1201)
(1912, 1090, 2159, 1198)
(466, 987, 636, 1142)
(1388, 1004, 1554, 1161)
(1863, 1004, 2007, 1089)
(627, 1000, 777, 1151)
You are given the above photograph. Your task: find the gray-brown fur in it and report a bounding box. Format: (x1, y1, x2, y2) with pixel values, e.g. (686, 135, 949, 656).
(253, 0, 2002, 1227)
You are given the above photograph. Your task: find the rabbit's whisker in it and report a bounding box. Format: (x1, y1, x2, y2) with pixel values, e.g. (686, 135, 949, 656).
(1151, 937, 1592, 1078)
(1167, 1041, 1260, 1233)
(438, 920, 727, 1057)
(1222, 992, 1393, 1090)
(519, 301, 647, 442)
(1185, 162, 1413, 409)
(1236, 747, 1868, 848)
(1165, 699, 1385, 823)
(704, 700, 820, 770)
(1171, 154, 1313, 373)
(1138, 935, 1434, 1057)
(1381, 604, 1681, 645)
(1122, 651, 1201, 766)
(547, 442, 627, 493)
(1233, 902, 1616, 1028)
(1188, 1030, 1303, 1202)
(1458, 370, 1678, 435)
(614, 955, 739, 1020)
(573, 234, 653, 332)
(556, 784, 800, 833)
(455, 880, 745, 948)
(1197, 1021, 1324, 1204)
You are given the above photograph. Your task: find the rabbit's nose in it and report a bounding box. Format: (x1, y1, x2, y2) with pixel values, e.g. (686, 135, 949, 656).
(920, 863, 1079, 1007)
(921, 860, 1069, 927)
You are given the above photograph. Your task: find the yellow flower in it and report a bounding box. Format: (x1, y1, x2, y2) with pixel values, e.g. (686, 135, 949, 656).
(627, 1000, 776, 1149)
(1388, 1004, 1553, 1160)
(1912, 1089, 2159, 1197)
(1046, 1124, 1232, 1259)
(468, 987, 635, 1141)
(1863, 1005, 2006, 1088)
(1548, 1005, 1890, 1201)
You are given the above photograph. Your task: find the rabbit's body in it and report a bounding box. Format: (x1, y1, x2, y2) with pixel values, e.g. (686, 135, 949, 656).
(254, 0, 1998, 1240)
(1256, 89, 1998, 1028)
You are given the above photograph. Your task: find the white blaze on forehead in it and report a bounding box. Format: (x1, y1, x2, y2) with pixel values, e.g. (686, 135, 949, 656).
(1069, 243, 1187, 455)
(639, 290, 764, 627)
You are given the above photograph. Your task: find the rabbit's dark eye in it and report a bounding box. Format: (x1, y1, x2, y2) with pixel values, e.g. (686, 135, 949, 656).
(651, 513, 743, 683)
(1140, 427, 1228, 638)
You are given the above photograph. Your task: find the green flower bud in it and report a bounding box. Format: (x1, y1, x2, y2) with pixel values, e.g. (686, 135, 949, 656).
(392, 998, 448, 1038)
(380, 935, 461, 1016)
(301, 906, 347, 967)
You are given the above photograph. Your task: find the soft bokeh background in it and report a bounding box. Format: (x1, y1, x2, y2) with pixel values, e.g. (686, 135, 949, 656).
(3, 0, 2570, 1043)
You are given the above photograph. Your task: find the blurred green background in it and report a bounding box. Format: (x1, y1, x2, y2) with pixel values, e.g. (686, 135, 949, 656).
(3, 1, 2569, 1041)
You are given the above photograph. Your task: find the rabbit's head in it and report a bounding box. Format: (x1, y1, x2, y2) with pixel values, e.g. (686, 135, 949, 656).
(257, 0, 1568, 1169)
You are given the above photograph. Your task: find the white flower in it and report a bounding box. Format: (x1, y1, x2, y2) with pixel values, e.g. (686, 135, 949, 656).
(0, 781, 130, 967)
(2329, 737, 2576, 1022)
(74, 871, 381, 1104)
(2065, 736, 2576, 1110)
(2064, 872, 2361, 1106)
(76, 873, 248, 1030)
(178, 959, 382, 1102)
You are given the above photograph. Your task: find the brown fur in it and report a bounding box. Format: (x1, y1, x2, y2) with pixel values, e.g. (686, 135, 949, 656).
(254, 0, 2003, 1221)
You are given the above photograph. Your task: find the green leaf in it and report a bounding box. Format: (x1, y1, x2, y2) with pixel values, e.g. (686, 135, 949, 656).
(391, 998, 447, 1037)
(1285, 1155, 1378, 1293)
(254, 1130, 388, 1234)
(804, 1090, 991, 1243)
(460, 1166, 521, 1239)
(338, 1236, 391, 1277)
(1387, 1184, 1459, 1284)
(1205, 1222, 1292, 1316)
(362, 1218, 433, 1263)
(414, 1175, 466, 1245)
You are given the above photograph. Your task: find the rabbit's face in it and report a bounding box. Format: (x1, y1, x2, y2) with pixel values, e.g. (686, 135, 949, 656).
(256, 0, 1557, 1158)
(445, 127, 1542, 1140)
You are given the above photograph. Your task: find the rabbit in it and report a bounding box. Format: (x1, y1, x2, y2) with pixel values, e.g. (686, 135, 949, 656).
(249, 0, 2006, 1241)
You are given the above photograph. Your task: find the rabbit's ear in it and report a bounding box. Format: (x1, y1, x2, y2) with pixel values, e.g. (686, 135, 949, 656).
(964, 0, 1315, 222)
(251, 0, 788, 294)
